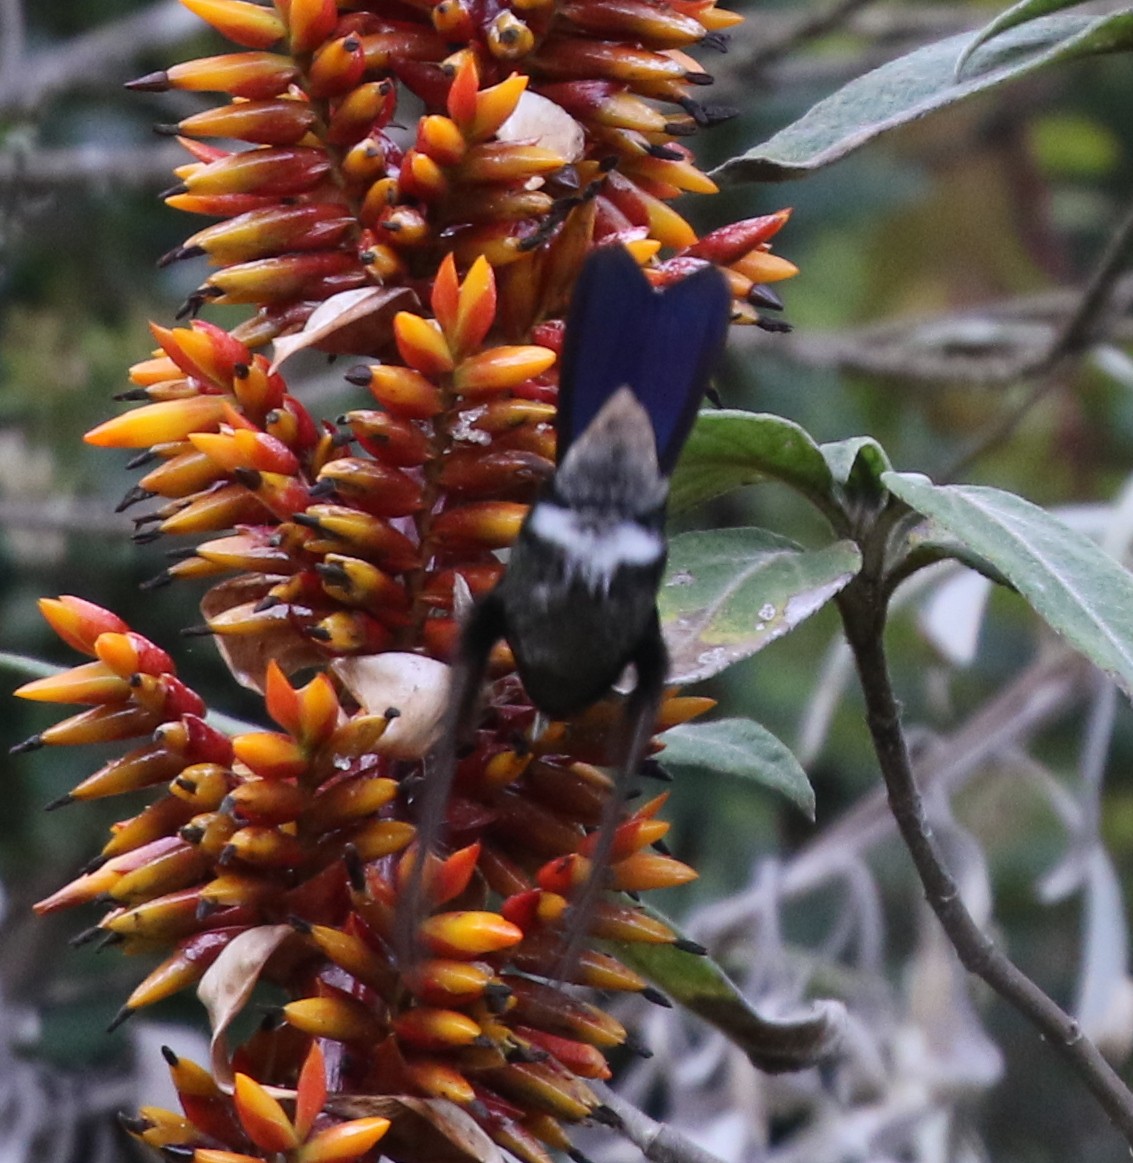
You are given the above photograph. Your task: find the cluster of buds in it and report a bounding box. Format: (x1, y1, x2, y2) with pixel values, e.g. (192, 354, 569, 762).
(18, 0, 799, 1159)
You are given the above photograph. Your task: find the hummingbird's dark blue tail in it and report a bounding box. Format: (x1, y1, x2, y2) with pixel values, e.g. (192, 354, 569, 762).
(556, 246, 731, 474)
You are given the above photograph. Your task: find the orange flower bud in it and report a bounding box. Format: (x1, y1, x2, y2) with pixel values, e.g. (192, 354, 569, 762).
(37, 595, 127, 655)
(131, 52, 300, 99)
(403, 958, 496, 1005)
(234, 1072, 300, 1153)
(232, 731, 310, 781)
(326, 80, 396, 146)
(174, 97, 317, 146)
(183, 146, 332, 198)
(393, 313, 452, 377)
(509, 979, 627, 1048)
(301, 921, 393, 990)
(418, 911, 524, 958)
(180, 0, 285, 48)
(730, 248, 800, 284)
(453, 345, 556, 395)
(85, 395, 229, 449)
(171, 764, 233, 810)
(438, 448, 552, 499)
(489, 1058, 597, 1122)
(399, 149, 448, 201)
(516, 1026, 612, 1079)
(298, 1118, 391, 1163)
(348, 818, 417, 862)
(288, 0, 338, 55)
(283, 993, 384, 1043)
(109, 841, 209, 904)
(179, 203, 354, 266)
(354, 364, 444, 420)
(139, 449, 224, 498)
(64, 741, 186, 803)
(103, 885, 207, 942)
(224, 824, 307, 868)
(340, 409, 430, 466)
(205, 251, 365, 304)
(393, 1006, 483, 1050)
(307, 34, 368, 97)
(307, 770, 398, 831)
(560, 0, 705, 47)
(486, 10, 534, 59)
(295, 505, 420, 571)
(317, 457, 424, 518)
(432, 0, 475, 40)
(458, 142, 565, 184)
(225, 778, 308, 824)
(417, 114, 466, 166)
(101, 795, 199, 860)
(358, 26, 448, 72)
(15, 660, 129, 706)
(402, 1060, 476, 1105)
(429, 501, 527, 550)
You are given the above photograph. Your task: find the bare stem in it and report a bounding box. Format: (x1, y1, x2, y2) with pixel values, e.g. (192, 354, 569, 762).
(837, 570, 1133, 1143)
(594, 1083, 731, 1163)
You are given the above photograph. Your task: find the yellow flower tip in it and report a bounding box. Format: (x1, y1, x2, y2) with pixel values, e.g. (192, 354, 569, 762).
(732, 249, 800, 284)
(403, 1060, 477, 1105)
(231, 731, 310, 781)
(37, 596, 127, 656)
(453, 254, 497, 349)
(85, 395, 229, 449)
(470, 71, 529, 140)
(487, 10, 535, 60)
(298, 1117, 391, 1163)
(13, 661, 127, 705)
(194, 1150, 272, 1163)
(417, 113, 467, 166)
(453, 345, 556, 395)
(179, 0, 285, 49)
(393, 312, 455, 376)
(418, 910, 524, 958)
(283, 993, 384, 1043)
(430, 253, 461, 331)
(288, 0, 338, 56)
(393, 1006, 483, 1050)
(234, 1071, 300, 1153)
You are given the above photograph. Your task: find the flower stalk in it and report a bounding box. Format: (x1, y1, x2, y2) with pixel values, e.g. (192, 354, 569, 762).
(17, 0, 796, 1158)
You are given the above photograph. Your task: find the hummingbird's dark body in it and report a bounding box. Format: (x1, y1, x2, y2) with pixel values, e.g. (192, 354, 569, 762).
(400, 244, 731, 965)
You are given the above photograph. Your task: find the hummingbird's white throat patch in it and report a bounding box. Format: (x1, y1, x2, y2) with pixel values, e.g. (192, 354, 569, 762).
(527, 502, 665, 593)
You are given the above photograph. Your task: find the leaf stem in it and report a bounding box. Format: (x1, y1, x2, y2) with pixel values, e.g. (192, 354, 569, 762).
(837, 567, 1133, 1144)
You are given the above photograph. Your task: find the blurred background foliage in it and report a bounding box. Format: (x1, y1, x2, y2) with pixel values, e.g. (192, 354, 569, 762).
(4, 1, 1133, 1160)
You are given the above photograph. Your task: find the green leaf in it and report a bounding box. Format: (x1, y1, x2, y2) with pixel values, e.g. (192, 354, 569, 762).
(660, 528, 861, 683)
(660, 717, 815, 819)
(884, 474, 1133, 699)
(0, 652, 63, 682)
(603, 907, 845, 1072)
(715, 12, 1133, 184)
(957, 0, 1095, 74)
(670, 410, 835, 516)
(820, 436, 892, 492)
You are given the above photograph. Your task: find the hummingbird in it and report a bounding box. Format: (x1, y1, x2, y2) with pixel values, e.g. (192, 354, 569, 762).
(400, 244, 731, 967)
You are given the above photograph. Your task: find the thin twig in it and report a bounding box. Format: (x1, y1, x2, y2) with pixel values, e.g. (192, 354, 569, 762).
(0, 143, 188, 192)
(944, 193, 1133, 480)
(0, 1, 197, 115)
(593, 1083, 732, 1163)
(837, 571, 1133, 1144)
